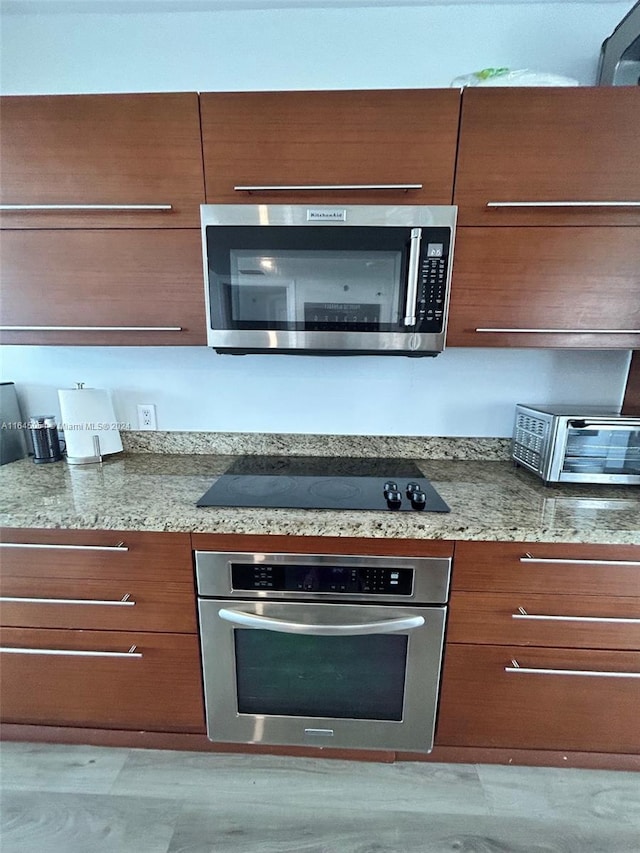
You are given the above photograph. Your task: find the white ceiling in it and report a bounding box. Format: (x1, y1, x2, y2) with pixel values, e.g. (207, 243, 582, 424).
(1, 0, 630, 13)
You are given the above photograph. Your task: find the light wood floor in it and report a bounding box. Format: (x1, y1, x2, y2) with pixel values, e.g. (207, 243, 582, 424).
(1, 742, 639, 852)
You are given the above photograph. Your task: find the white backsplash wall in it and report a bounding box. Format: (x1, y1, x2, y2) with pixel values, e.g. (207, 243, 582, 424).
(0, 1, 635, 437)
(1, 347, 631, 437)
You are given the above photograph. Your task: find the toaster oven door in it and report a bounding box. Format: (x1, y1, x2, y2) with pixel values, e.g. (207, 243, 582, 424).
(555, 421, 640, 484)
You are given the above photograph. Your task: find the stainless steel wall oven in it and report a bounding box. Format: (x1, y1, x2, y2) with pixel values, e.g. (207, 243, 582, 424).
(195, 551, 451, 753)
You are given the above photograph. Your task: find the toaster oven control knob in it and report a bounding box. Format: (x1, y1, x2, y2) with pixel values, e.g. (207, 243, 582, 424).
(410, 490, 427, 509)
(385, 489, 402, 509)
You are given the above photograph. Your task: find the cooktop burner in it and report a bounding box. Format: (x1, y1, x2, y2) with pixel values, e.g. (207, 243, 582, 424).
(197, 456, 450, 513)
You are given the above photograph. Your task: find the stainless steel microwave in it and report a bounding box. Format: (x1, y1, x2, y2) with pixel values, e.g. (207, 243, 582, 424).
(201, 204, 457, 355)
(512, 404, 640, 485)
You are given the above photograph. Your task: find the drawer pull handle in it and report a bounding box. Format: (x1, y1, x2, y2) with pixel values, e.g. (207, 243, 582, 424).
(506, 659, 640, 679)
(0, 326, 183, 332)
(0, 593, 135, 607)
(0, 204, 173, 212)
(513, 607, 640, 625)
(486, 201, 640, 209)
(0, 542, 129, 552)
(475, 329, 640, 335)
(234, 183, 423, 192)
(0, 644, 142, 658)
(520, 553, 640, 567)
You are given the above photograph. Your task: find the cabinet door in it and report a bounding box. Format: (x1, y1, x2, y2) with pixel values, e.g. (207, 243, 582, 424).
(0, 628, 205, 732)
(436, 644, 640, 754)
(447, 227, 640, 348)
(0, 93, 205, 228)
(454, 88, 640, 226)
(0, 230, 206, 345)
(200, 89, 460, 205)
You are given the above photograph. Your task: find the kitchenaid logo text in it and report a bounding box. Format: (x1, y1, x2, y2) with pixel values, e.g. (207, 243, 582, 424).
(306, 209, 347, 221)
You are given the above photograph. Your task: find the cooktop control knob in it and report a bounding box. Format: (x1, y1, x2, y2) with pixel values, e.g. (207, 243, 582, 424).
(411, 490, 427, 510)
(383, 481, 398, 495)
(385, 489, 402, 509)
(405, 482, 421, 497)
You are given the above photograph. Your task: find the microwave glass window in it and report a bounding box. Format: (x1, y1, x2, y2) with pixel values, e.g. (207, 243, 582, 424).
(205, 224, 451, 333)
(229, 249, 401, 329)
(233, 629, 408, 721)
(563, 427, 640, 475)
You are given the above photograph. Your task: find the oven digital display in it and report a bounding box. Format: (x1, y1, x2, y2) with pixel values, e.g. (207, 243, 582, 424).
(231, 563, 413, 595)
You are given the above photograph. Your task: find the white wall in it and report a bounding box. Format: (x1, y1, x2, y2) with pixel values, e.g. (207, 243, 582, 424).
(0, 1, 635, 436)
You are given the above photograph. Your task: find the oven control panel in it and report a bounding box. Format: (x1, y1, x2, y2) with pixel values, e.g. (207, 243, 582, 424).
(231, 563, 413, 596)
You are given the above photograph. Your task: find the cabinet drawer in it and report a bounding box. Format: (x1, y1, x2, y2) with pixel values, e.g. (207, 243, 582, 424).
(200, 89, 460, 205)
(0, 628, 205, 733)
(437, 644, 640, 754)
(447, 592, 640, 650)
(0, 577, 196, 633)
(0, 230, 206, 346)
(0, 93, 205, 229)
(452, 542, 640, 597)
(0, 530, 194, 584)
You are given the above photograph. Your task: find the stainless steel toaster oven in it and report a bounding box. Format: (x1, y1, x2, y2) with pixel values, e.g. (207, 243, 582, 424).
(512, 404, 640, 485)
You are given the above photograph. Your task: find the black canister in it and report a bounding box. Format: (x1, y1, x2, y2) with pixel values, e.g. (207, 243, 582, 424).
(28, 416, 64, 463)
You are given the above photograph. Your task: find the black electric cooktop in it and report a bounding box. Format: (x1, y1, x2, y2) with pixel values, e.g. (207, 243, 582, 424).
(197, 456, 450, 513)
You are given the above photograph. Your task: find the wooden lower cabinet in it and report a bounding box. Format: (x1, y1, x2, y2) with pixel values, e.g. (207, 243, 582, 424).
(0, 627, 205, 733)
(436, 644, 640, 754)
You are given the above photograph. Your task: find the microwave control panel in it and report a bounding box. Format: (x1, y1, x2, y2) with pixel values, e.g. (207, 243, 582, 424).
(417, 243, 448, 332)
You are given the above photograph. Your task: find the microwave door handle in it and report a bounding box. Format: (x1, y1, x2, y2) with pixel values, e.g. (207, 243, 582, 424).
(218, 608, 425, 635)
(403, 227, 422, 327)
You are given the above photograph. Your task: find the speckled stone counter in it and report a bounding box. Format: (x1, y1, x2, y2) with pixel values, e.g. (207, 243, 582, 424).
(1, 452, 638, 544)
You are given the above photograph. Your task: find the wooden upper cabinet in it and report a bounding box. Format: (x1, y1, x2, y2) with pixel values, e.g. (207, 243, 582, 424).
(447, 226, 640, 348)
(199, 89, 461, 205)
(0, 93, 205, 228)
(454, 88, 640, 226)
(0, 229, 207, 345)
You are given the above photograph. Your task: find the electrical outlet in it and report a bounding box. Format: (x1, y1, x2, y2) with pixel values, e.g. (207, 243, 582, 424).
(137, 404, 157, 431)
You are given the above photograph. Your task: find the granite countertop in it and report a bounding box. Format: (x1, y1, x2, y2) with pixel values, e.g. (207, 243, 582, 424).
(1, 448, 639, 544)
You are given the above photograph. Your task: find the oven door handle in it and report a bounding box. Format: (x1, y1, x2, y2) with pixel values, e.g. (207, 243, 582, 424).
(218, 608, 425, 635)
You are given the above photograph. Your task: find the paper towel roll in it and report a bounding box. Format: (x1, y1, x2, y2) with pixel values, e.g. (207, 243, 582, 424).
(58, 385, 123, 464)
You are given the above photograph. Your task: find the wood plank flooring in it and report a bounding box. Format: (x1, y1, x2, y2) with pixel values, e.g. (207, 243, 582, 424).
(1, 742, 639, 852)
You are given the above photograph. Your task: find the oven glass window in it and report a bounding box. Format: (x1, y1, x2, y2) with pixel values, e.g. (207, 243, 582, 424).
(563, 427, 640, 475)
(234, 630, 408, 720)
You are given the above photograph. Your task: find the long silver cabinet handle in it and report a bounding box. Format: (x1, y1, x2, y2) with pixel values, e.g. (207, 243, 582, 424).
(475, 328, 640, 334)
(486, 201, 640, 209)
(403, 227, 422, 326)
(219, 608, 425, 635)
(520, 553, 640, 567)
(0, 644, 142, 658)
(234, 184, 423, 192)
(0, 325, 182, 332)
(513, 607, 640, 625)
(0, 542, 128, 552)
(0, 204, 172, 211)
(506, 659, 640, 679)
(0, 593, 135, 607)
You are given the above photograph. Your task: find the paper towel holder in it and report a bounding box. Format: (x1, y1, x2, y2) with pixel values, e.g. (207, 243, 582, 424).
(58, 382, 123, 465)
